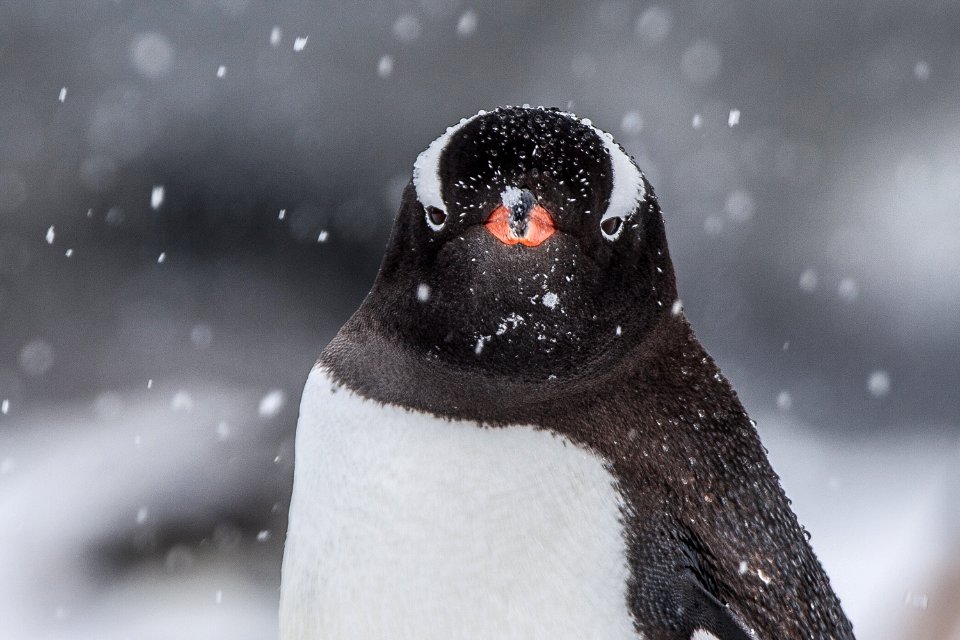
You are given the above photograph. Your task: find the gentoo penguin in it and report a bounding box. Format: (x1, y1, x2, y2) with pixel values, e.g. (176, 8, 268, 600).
(280, 106, 854, 640)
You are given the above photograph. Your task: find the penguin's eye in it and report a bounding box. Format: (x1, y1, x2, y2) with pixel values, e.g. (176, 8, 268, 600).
(600, 216, 623, 239)
(425, 206, 447, 230)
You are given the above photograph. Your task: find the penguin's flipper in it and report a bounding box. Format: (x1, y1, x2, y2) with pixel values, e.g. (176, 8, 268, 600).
(670, 570, 756, 640)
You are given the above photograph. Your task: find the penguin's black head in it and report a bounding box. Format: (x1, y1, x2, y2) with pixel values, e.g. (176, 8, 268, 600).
(369, 106, 677, 381)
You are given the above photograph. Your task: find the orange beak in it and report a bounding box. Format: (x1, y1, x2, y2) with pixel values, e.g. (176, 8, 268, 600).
(484, 203, 556, 247)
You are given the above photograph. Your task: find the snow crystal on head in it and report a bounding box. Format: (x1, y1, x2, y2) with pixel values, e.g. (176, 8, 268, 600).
(501, 185, 524, 209)
(412, 110, 486, 214)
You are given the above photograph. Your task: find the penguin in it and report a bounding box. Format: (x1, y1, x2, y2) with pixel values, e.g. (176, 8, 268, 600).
(279, 106, 855, 640)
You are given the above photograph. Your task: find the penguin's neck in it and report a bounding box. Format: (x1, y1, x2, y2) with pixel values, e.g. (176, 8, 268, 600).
(280, 367, 639, 640)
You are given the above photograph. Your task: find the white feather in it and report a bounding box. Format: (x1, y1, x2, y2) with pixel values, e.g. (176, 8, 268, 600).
(280, 367, 638, 640)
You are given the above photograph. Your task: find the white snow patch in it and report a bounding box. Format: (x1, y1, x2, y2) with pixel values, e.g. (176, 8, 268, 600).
(473, 336, 489, 354)
(541, 292, 559, 309)
(416, 283, 431, 302)
(495, 313, 525, 335)
(501, 185, 524, 209)
(670, 299, 683, 316)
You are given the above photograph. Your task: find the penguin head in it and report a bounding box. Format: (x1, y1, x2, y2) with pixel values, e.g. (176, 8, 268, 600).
(370, 106, 678, 381)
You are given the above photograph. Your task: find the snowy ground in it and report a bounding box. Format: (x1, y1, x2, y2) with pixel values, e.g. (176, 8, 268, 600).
(1, 381, 957, 639)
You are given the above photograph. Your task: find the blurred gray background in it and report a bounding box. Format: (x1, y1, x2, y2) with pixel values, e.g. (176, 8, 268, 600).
(1, 1, 958, 638)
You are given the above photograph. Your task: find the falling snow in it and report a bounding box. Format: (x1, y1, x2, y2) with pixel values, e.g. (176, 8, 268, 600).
(151, 185, 164, 209)
(258, 389, 286, 418)
(393, 15, 422, 43)
(456, 10, 478, 38)
(867, 370, 891, 398)
(777, 390, 793, 411)
(293, 36, 308, 51)
(838, 277, 859, 302)
(799, 268, 818, 292)
(378, 55, 394, 78)
(541, 291, 559, 309)
(170, 390, 194, 412)
(416, 283, 431, 302)
(620, 110, 643, 135)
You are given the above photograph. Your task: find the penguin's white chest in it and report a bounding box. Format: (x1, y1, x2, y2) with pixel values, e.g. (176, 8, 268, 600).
(280, 368, 637, 640)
